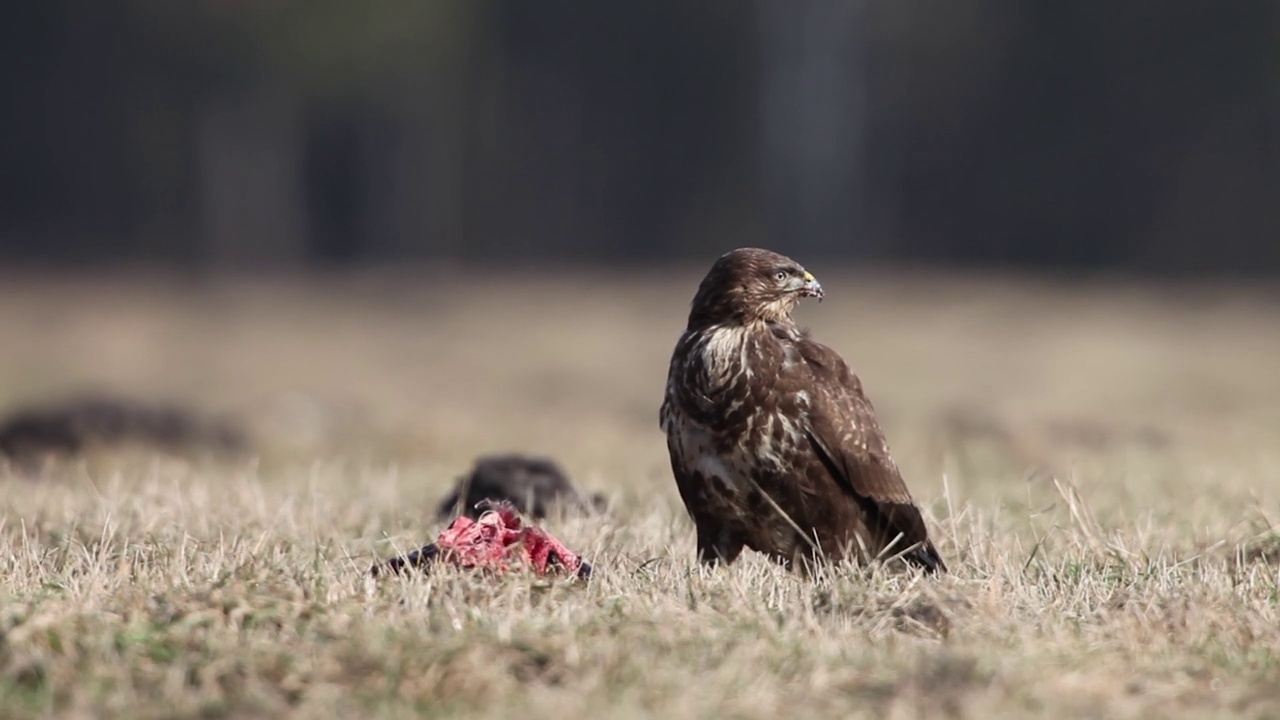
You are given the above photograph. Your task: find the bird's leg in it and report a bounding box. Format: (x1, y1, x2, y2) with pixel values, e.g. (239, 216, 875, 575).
(696, 523, 745, 566)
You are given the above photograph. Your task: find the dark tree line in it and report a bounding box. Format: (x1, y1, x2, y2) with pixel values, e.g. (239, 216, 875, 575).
(3, 1, 1278, 273)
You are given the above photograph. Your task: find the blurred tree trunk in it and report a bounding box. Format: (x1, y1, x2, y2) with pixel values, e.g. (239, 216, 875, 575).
(756, 0, 871, 258)
(196, 85, 308, 269)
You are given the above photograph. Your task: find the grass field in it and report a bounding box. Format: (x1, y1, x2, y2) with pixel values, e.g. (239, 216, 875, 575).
(2, 267, 1280, 719)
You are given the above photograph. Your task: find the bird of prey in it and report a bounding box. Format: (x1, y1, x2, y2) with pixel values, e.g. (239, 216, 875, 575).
(659, 248, 946, 573)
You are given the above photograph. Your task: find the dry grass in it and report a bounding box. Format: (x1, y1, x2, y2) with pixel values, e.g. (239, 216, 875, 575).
(1, 267, 1280, 719)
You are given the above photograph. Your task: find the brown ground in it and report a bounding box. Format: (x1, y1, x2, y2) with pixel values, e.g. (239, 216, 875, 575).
(1, 267, 1279, 718)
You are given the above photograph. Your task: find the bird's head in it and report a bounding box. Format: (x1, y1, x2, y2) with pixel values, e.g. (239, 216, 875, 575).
(686, 247, 823, 329)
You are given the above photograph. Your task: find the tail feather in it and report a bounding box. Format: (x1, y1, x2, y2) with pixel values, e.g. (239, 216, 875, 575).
(908, 540, 947, 574)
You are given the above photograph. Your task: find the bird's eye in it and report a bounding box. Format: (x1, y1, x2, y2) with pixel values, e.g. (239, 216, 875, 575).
(774, 270, 789, 282)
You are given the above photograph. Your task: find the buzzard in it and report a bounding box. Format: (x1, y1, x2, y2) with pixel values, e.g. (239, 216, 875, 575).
(660, 248, 946, 573)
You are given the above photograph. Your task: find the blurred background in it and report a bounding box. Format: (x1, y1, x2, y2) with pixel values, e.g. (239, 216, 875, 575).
(3, 1, 1280, 497)
(5, 1, 1280, 274)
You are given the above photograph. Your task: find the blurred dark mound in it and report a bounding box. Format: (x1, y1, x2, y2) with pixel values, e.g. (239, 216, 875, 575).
(0, 394, 250, 463)
(437, 454, 607, 520)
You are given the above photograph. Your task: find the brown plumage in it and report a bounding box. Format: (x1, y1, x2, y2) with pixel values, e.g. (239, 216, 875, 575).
(660, 248, 946, 573)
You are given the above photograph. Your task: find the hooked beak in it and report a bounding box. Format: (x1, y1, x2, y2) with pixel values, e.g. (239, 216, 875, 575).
(795, 270, 824, 302)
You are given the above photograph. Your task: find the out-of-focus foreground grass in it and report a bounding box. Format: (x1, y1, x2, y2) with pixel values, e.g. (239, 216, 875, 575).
(1, 268, 1279, 719)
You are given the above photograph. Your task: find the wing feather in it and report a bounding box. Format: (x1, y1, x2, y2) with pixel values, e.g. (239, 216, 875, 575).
(797, 338, 947, 572)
